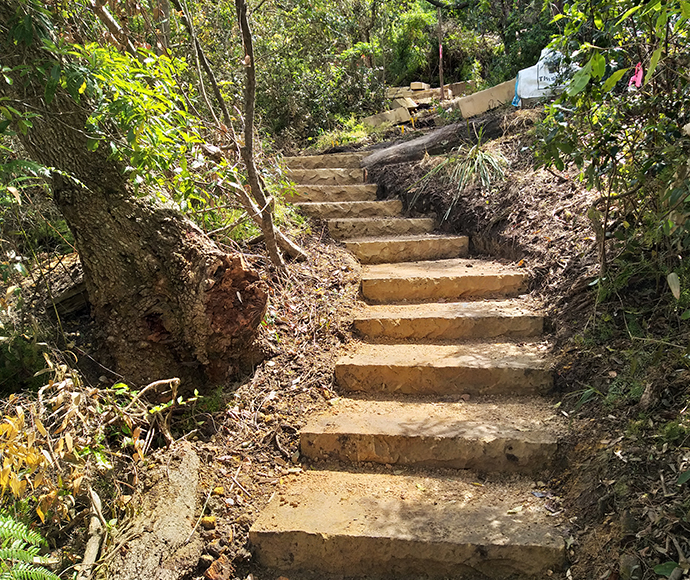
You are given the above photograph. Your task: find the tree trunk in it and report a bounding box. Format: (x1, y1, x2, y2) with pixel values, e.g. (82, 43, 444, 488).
(361, 118, 503, 168)
(236, 0, 288, 274)
(1, 3, 268, 389)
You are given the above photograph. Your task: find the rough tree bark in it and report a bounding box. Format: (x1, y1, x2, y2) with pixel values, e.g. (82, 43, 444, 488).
(1, 3, 268, 389)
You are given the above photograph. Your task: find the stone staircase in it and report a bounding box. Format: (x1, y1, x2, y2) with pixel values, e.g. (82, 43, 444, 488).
(249, 153, 567, 579)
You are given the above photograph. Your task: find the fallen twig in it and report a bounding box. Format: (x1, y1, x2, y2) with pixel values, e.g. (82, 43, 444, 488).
(76, 487, 105, 580)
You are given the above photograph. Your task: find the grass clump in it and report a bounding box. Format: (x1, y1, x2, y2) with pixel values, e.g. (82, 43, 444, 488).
(310, 115, 390, 152)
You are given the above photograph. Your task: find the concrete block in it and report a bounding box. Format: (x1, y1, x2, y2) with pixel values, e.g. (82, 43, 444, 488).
(451, 79, 516, 119)
(362, 107, 411, 127)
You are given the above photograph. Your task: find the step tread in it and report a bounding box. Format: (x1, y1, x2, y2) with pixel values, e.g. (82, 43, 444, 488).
(328, 217, 436, 240)
(289, 184, 377, 203)
(288, 167, 364, 186)
(357, 299, 542, 320)
(250, 470, 566, 578)
(302, 398, 559, 472)
(339, 341, 550, 368)
(354, 300, 544, 340)
(361, 258, 528, 303)
(295, 200, 402, 219)
(362, 258, 525, 280)
(344, 233, 468, 243)
(335, 342, 552, 396)
(284, 152, 366, 169)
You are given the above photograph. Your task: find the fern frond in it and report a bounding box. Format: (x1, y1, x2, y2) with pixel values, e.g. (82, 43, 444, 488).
(0, 547, 39, 563)
(0, 560, 60, 580)
(0, 517, 44, 548)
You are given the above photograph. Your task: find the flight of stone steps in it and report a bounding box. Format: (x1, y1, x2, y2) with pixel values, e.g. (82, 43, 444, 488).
(249, 152, 567, 579)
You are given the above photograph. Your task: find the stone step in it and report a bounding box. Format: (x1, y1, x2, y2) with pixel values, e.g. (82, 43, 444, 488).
(328, 217, 435, 240)
(301, 398, 559, 473)
(335, 342, 552, 396)
(289, 184, 377, 203)
(354, 300, 543, 340)
(361, 258, 528, 303)
(295, 200, 402, 220)
(284, 152, 366, 169)
(250, 470, 566, 579)
(344, 234, 468, 264)
(288, 167, 364, 186)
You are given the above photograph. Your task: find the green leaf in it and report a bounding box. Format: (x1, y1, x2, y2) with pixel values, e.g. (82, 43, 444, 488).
(681, 310, 690, 320)
(654, 562, 679, 577)
(591, 53, 606, 79)
(644, 46, 663, 85)
(682, 1, 690, 18)
(678, 470, 690, 484)
(616, 4, 643, 25)
(602, 68, 629, 91)
(567, 62, 592, 96)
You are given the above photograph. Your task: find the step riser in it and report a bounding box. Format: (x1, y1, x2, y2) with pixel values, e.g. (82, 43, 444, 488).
(335, 365, 552, 396)
(354, 315, 543, 340)
(251, 532, 565, 579)
(289, 185, 377, 203)
(296, 200, 402, 220)
(289, 168, 364, 186)
(284, 153, 365, 169)
(346, 237, 468, 264)
(329, 218, 435, 240)
(361, 274, 528, 303)
(301, 431, 557, 473)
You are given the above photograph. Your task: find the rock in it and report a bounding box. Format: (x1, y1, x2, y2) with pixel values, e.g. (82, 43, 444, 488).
(619, 510, 638, 535)
(206, 538, 228, 558)
(198, 554, 215, 571)
(619, 554, 642, 580)
(203, 554, 235, 580)
(106, 442, 203, 580)
(201, 516, 217, 530)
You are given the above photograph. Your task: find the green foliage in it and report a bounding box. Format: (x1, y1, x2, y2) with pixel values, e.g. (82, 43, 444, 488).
(539, 0, 690, 280)
(387, 5, 436, 86)
(74, 44, 210, 205)
(310, 115, 389, 151)
(0, 513, 59, 580)
(485, 2, 557, 86)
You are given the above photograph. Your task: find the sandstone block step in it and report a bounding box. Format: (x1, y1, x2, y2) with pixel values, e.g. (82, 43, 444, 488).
(301, 399, 558, 473)
(295, 200, 402, 220)
(328, 217, 435, 240)
(250, 470, 566, 579)
(288, 168, 364, 186)
(362, 258, 528, 303)
(284, 152, 366, 169)
(354, 300, 543, 340)
(344, 234, 468, 264)
(336, 342, 552, 396)
(289, 184, 377, 203)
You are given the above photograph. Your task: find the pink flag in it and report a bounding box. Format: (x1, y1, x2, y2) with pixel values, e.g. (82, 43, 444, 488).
(629, 62, 643, 88)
